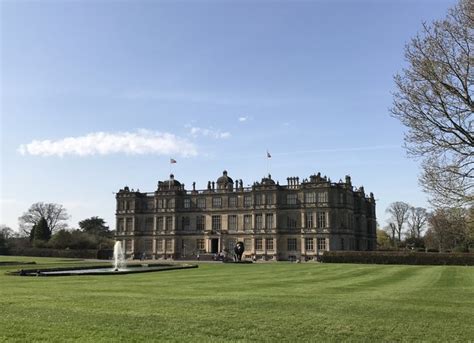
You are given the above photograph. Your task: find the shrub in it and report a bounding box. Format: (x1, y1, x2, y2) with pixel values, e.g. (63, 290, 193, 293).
(320, 251, 474, 266)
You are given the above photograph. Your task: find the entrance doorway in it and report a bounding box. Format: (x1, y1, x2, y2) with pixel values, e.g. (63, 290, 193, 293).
(210, 239, 219, 253)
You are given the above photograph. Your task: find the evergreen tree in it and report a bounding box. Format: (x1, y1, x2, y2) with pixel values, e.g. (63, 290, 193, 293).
(33, 217, 51, 241)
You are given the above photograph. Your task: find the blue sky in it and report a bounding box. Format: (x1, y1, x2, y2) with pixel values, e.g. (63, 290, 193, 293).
(1, 0, 457, 231)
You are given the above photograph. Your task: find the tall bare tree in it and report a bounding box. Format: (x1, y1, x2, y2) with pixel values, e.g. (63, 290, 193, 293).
(386, 202, 411, 244)
(408, 207, 428, 239)
(391, 0, 473, 207)
(18, 202, 69, 237)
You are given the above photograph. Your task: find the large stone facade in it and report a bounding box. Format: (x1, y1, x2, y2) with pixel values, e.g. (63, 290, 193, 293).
(115, 171, 376, 261)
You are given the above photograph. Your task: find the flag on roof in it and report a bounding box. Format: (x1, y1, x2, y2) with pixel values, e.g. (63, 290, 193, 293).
(170, 158, 177, 164)
(267, 150, 272, 158)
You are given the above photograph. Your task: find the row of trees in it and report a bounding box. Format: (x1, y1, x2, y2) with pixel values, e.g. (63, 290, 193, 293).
(0, 202, 114, 252)
(381, 202, 473, 252)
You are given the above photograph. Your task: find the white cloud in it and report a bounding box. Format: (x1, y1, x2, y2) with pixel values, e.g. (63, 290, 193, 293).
(238, 116, 248, 122)
(18, 129, 197, 157)
(189, 127, 231, 139)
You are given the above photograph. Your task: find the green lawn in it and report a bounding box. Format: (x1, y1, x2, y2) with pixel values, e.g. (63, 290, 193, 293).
(1, 256, 473, 342)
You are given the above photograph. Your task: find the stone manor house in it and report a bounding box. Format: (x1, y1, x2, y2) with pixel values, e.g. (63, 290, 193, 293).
(115, 171, 377, 261)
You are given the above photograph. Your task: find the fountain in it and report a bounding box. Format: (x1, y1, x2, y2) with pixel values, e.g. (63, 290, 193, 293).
(10, 240, 198, 276)
(113, 241, 126, 271)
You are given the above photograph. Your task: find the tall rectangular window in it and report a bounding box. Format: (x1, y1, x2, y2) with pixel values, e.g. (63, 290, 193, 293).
(317, 238, 326, 251)
(266, 194, 274, 205)
(157, 217, 163, 231)
(197, 198, 206, 209)
(286, 193, 297, 205)
(305, 192, 316, 204)
(212, 215, 221, 231)
(244, 215, 252, 230)
(165, 239, 173, 251)
(228, 196, 237, 208)
(145, 217, 154, 232)
(197, 239, 205, 251)
(265, 238, 274, 250)
(181, 217, 190, 230)
(305, 212, 313, 228)
(196, 216, 205, 231)
(255, 238, 263, 250)
(118, 218, 124, 232)
(305, 238, 314, 251)
(212, 197, 222, 208)
(157, 239, 163, 252)
(287, 238, 297, 251)
(228, 215, 237, 231)
(165, 217, 173, 231)
(255, 214, 263, 229)
(244, 195, 252, 207)
(126, 218, 133, 231)
(318, 192, 328, 203)
(317, 212, 327, 228)
(184, 198, 191, 209)
(244, 238, 252, 250)
(265, 213, 274, 229)
(255, 194, 264, 205)
(287, 215, 297, 229)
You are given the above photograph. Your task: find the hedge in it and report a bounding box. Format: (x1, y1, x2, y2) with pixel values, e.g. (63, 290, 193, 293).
(320, 251, 474, 266)
(7, 247, 100, 259)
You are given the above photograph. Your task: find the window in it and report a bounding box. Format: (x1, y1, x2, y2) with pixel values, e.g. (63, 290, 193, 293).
(339, 193, 344, 204)
(157, 239, 163, 252)
(118, 218, 124, 232)
(265, 213, 274, 229)
(165, 239, 173, 251)
(145, 217, 154, 232)
(286, 193, 297, 205)
(305, 192, 316, 204)
(228, 215, 237, 231)
(305, 238, 314, 251)
(157, 199, 164, 208)
(212, 197, 222, 208)
(287, 215, 297, 229)
(255, 194, 264, 205)
(145, 239, 153, 252)
(266, 194, 274, 205)
(147, 200, 154, 210)
(165, 217, 173, 231)
(255, 238, 263, 250)
(244, 215, 252, 230)
(317, 238, 326, 251)
(244, 238, 252, 250)
(318, 192, 328, 203)
(287, 238, 297, 251)
(228, 196, 237, 208)
(126, 218, 133, 231)
(197, 239, 205, 251)
(197, 198, 206, 209)
(255, 214, 263, 230)
(182, 217, 190, 230)
(184, 198, 191, 209)
(125, 240, 132, 251)
(212, 215, 221, 231)
(305, 212, 313, 228)
(340, 238, 345, 250)
(196, 216, 205, 231)
(244, 196, 252, 207)
(265, 238, 274, 250)
(167, 199, 174, 208)
(228, 239, 236, 251)
(317, 212, 327, 228)
(157, 217, 163, 231)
